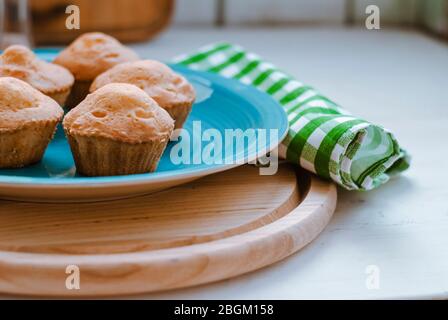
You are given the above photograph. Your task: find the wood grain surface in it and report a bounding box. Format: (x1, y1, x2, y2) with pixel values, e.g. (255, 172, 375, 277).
(0, 164, 336, 296)
(30, 0, 174, 44)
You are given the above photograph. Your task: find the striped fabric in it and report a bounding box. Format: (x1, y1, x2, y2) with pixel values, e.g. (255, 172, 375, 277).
(172, 43, 410, 190)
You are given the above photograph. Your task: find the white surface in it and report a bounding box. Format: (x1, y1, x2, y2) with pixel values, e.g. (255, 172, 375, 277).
(173, 0, 217, 26)
(3, 26, 448, 299)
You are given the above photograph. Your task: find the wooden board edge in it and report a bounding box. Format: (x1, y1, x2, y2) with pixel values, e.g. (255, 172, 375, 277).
(0, 174, 337, 297)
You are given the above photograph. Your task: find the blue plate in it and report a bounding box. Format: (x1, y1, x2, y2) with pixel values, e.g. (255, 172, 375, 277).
(0, 51, 288, 202)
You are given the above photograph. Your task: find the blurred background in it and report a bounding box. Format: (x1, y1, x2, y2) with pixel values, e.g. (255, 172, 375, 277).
(0, 0, 447, 48)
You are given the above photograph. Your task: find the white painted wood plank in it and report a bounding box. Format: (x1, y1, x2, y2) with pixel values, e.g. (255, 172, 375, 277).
(172, 0, 217, 26)
(225, 0, 346, 25)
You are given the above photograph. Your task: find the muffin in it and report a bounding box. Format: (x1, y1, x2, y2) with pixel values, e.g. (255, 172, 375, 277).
(54, 32, 139, 109)
(90, 60, 195, 130)
(0, 77, 64, 168)
(63, 83, 174, 176)
(0, 45, 74, 106)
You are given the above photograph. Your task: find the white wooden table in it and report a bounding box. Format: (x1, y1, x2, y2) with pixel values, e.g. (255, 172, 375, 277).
(3, 26, 448, 300)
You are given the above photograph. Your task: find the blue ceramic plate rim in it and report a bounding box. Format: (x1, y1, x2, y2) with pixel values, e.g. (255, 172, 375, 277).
(0, 51, 288, 186)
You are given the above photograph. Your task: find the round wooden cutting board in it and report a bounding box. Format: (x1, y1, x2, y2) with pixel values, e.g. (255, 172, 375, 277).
(0, 164, 336, 297)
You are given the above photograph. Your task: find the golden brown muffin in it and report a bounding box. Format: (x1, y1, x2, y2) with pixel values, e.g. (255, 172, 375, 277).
(0, 45, 74, 106)
(63, 83, 174, 176)
(90, 60, 195, 130)
(0, 77, 64, 168)
(54, 32, 139, 109)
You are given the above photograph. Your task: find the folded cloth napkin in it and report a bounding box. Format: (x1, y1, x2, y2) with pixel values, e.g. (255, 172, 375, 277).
(172, 43, 410, 190)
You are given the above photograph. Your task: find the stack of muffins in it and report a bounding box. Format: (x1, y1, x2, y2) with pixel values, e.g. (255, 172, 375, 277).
(0, 32, 196, 176)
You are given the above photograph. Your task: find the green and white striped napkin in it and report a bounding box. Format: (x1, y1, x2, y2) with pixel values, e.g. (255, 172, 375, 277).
(172, 43, 410, 191)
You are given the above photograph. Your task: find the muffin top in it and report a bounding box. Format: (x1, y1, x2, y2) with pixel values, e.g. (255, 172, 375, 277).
(0, 77, 64, 131)
(63, 83, 174, 143)
(54, 32, 139, 81)
(0, 45, 74, 93)
(90, 60, 196, 107)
